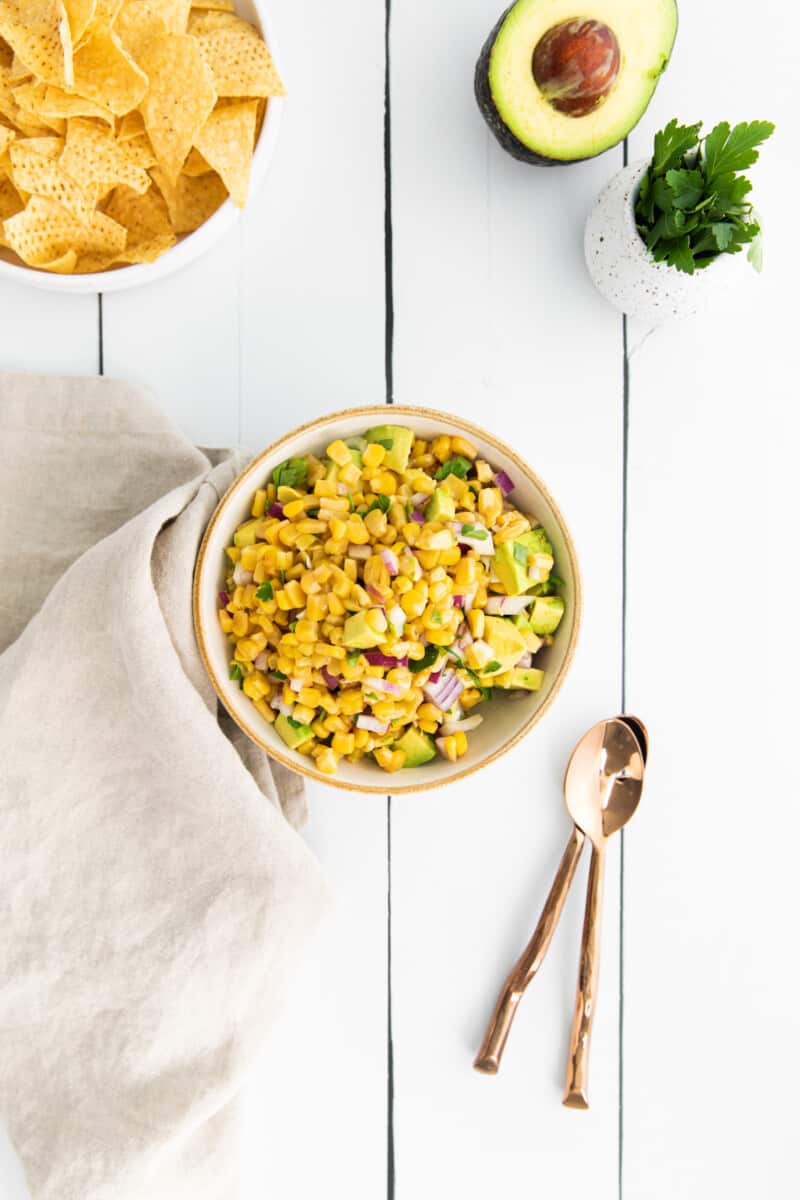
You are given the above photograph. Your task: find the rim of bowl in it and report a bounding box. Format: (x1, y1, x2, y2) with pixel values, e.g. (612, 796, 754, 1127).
(193, 404, 584, 794)
(0, 3, 284, 295)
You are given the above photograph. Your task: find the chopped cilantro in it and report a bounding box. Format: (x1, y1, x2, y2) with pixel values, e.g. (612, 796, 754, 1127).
(410, 645, 440, 673)
(289, 621, 297, 632)
(271, 670, 287, 680)
(229, 663, 243, 683)
(367, 495, 391, 514)
(272, 457, 308, 489)
(485, 660, 502, 673)
(286, 716, 304, 730)
(435, 455, 472, 482)
(372, 437, 394, 451)
(467, 669, 492, 699)
(461, 523, 488, 541)
(307, 508, 320, 518)
(347, 650, 361, 666)
(512, 543, 529, 567)
(348, 494, 356, 512)
(550, 574, 565, 588)
(256, 581, 274, 601)
(431, 608, 443, 626)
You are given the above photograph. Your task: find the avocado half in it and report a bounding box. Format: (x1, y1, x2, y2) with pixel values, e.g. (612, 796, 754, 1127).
(475, 0, 678, 165)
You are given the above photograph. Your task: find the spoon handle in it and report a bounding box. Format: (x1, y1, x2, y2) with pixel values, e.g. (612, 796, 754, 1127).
(563, 841, 606, 1109)
(474, 824, 585, 1075)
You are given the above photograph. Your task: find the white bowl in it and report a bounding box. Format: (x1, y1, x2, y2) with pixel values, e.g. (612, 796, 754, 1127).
(193, 405, 583, 794)
(0, 0, 283, 294)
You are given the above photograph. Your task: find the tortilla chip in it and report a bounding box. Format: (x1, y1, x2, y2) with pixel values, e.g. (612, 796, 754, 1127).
(151, 161, 224, 232)
(120, 130, 155, 166)
(3, 193, 125, 264)
(19, 134, 64, 158)
(196, 26, 283, 98)
(9, 138, 92, 218)
(103, 180, 174, 259)
(181, 145, 210, 175)
(187, 9, 251, 36)
(63, 0, 96, 42)
(116, 107, 144, 139)
(0, 121, 15, 156)
(40, 82, 114, 123)
(194, 97, 254, 207)
(138, 32, 215, 184)
(0, 0, 73, 87)
(86, 0, 122, 32)
(72, 29, 147, 115)
(0, 173, 23, 230)
(37, 245, 77, 269)
(190, 0, 233, 10)
(9, 53, 32, 80)
(60, 115, 149, 198)
(112, 0, 165, 60)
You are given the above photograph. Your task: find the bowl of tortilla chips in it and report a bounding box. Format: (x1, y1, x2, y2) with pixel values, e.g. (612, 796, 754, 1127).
(0, 0, 284, 291)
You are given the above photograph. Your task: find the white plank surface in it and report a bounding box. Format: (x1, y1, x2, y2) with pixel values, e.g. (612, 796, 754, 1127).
(389, 1, 624, 1194)
(0, 0, 797, 1196)
(623, 2, 799, 1192)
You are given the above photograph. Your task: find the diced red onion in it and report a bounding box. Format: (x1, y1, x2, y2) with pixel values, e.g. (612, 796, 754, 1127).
(356, 714, 389, 734)
(364, 676, 403, 697)
(253, 651, 268, 671)
(387, 605, 406, 635)
(485, 595, 534, 616)
(364, 651, 408, 668)
(516, 652, 533, 669)
(321, 666, 340, 690)
(423, 670, 464, 711)
(218, 590, 230, 607)
(428, 668, 442, 684)
(290, 678, 303, 693)
(410, 491, 428, 505)
(440, 713, 484, 736)
(452, 522, 494, 555)
(270, 697, 293, 717)
(366, 583, 386, 603)
(494, 470, 515, 496)
(435, 737, 449, 758)
(348, 543, 371, 559)
(453, 595, 464, 608)
(380, 547, 399, 576)
(232, 562, 253, 586)
(411, 509, 425, 525)
(267, 502, 284, 517)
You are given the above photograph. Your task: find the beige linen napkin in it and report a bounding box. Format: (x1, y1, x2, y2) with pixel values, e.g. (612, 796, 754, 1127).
(0, 372, 331, 1200)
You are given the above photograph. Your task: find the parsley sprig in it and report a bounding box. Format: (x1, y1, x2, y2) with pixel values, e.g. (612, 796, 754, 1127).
(635, 118, 774, 275)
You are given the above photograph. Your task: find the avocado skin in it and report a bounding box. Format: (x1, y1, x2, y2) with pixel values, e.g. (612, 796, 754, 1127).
(475, 7, 579, 167)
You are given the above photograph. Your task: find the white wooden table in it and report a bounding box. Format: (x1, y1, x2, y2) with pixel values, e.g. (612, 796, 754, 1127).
(1, 0, 797, 1196)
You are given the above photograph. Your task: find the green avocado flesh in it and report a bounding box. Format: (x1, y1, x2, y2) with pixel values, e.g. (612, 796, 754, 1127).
(529, 594, 564, 635)
(343, 611, 387, 649)
(394, 726, 436, 767)
(425, 487, 456, 523)
(365, 425, 414, 472)
(275, 714, 314, 750)
(483, 0, 677, 162)
(493, 528, 554, 595)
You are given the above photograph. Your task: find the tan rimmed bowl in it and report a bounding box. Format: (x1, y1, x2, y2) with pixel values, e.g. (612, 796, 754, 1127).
(193, 405, 582, 794)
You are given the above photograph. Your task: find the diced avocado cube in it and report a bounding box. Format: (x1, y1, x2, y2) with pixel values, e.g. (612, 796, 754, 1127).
(508, 667, 545, 691)
(483, 615, 527, 667)
(529, 595, 564, 636)
(343, 611, 387, 649)
(492, 527, 554, 596)
(365, 424, 414, 472)
(394, 726, 436, 767)
(275, 713, 314, 749)
(425, 487, 456, 523)
(233, 518, 260, 548)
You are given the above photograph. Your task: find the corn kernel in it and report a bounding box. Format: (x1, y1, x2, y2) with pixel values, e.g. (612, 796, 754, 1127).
(231, 611, 249, 637)
(364, 508, 388, 538)
(339, 461, 361, 487)
(295, 620, 318, 644)
(453, 731, 468, 756)
(315, 747, 339, 775)
(375, 747, 405, 772)
(326, 439, 352, 467)
(467, 609, 485, 639)
(451, 435, 477, 460)
(365, 608, 388, 634)
(362, 443, 386, 469)
(431, 436, 452, 463)
(371, 472, 397, 497)
(253, 697, 276, 723)
(353, 727, 370, 749)
(460, 688, 482, 710)
(439, 735, 458, 762)
(332, 732, 356, 755)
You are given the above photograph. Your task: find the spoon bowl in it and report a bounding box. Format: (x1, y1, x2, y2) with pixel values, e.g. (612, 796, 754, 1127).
(563, 717, 645, 848)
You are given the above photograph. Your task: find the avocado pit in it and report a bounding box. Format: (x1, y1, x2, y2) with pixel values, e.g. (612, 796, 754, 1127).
(532, 18, 620, 117)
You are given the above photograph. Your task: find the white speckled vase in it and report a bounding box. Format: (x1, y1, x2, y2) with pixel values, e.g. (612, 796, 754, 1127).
(584, 159, 736, 324)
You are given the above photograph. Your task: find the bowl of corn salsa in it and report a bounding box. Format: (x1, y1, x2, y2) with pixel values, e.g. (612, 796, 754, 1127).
(193, 406, 582, 793)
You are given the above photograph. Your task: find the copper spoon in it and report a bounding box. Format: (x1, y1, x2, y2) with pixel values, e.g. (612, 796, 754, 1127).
(474, 716, 647, 1077)
(562, 717, 646, 1108)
